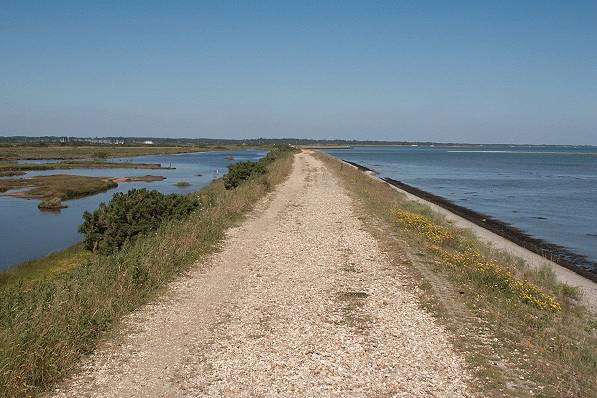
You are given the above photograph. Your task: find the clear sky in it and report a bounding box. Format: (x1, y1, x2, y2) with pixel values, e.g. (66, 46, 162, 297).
(1, 1, 596, 144)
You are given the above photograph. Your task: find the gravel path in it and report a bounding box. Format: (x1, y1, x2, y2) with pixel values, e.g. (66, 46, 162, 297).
(53, 152, 472, 397)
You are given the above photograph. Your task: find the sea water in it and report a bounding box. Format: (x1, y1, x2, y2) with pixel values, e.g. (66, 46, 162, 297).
(325, 145, 597, 271)
(0, 149, 265, 270)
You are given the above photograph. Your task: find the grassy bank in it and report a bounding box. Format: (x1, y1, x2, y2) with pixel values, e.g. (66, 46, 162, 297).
(1, 174, 166, 203)
(0, 148, 297, 397)
(0, 245, 91, 287)
(0, 160, 170, 173)
(0, 175, 118, 200)
(0, 170, 26, 177)
(0, 144, 234, 161)
(315, 151, 596, 398)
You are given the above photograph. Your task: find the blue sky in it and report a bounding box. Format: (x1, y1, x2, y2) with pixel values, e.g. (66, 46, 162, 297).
(1, 1, 596, 144)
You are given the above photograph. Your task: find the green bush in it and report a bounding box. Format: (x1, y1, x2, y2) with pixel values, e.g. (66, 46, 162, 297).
(93, 151, 109, 160)
(259, 144, 297, 164)
(222, 145, 297, 190)
(175, 180, 191, 188)
(37, 197, 67, 210)
(79, 189, 199, 254)
(222, 161, 266, 189)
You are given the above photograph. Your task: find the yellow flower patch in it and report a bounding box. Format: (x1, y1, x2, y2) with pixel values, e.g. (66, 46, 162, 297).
(394, 209, 455, 244)
(395, 209, 561, 311)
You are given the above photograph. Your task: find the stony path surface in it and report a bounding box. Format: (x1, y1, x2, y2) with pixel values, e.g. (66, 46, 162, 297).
(53, 152, 472, 397)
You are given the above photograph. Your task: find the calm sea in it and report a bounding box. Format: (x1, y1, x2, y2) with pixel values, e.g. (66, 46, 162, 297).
(325, 146, 597, 271)
(0, 149, 265, 270)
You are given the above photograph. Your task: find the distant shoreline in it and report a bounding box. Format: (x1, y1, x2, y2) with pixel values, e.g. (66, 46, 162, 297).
(342, 159, 597, 283)
(306, 143, 597, 149)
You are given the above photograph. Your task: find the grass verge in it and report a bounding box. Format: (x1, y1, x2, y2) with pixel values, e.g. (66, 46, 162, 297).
(315, 151, 596, 398)
(0, 149, 296, 397)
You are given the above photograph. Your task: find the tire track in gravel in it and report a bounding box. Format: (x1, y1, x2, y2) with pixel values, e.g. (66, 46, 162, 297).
(52, 152, 473, 397)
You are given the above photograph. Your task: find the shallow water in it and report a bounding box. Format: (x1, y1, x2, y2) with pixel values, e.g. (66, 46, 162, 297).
(325, 146, 597, 270)
(0, 150, 265, 270)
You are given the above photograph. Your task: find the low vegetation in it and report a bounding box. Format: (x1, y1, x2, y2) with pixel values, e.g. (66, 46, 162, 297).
(0, 170, 25, 177)
(112, 175, 165, 183)
(0, 245, 90, 287)
(0, 144, 215, 161)
(395, 209, 562, 311)
(0, 160, 169, 173)
(0, 146, 297, 397)
(315, 151, 596, 398)
(175, 180, 191, 187)
(80, 189, 199, 254)
(223, 145, 297, 189)
(1, 174, 167, 209)
(0, 175, 118, 200)
(38, 197, 67, 210)
(223, 161, 266, 189)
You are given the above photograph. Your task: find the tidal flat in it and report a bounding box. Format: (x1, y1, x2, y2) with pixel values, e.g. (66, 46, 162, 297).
(0, 174, 167, 201)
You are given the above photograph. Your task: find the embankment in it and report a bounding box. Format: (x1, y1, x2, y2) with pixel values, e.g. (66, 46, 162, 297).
(316, 151, 596, 397)
(340, 158, 597, 308)
(0, 147, 297, 398)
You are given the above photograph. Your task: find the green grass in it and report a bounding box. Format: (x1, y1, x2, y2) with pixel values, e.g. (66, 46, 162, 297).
(0, 170, 25, 177)
(0, 148, 296, 397)
(0, 244, 90, 287)
(0, 160, 168, 173)
(0, 174, 118, 200)
(315, 151, 596, 398)
(0, 144, 217, 161)
(38, 197, 67, 210)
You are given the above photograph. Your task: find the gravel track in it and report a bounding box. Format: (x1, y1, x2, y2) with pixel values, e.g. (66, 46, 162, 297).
(52, 152, 472, 397)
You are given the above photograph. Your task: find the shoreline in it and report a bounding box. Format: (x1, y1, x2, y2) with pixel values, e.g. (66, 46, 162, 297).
(383, 177, 597, 282)
(341, 159, 597, 285)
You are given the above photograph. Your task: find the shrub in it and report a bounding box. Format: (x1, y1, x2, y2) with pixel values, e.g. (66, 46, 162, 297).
(222, 161, 266, 189)
(93, 151, 109, 160)
(38, 197, 67, 210)
(259, 144, 297, 164)
(221, 145, 298, 190)
(79, 189, 199, 254)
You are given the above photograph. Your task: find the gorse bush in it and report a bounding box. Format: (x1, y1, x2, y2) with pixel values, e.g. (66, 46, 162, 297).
(223, 145, 297, 190)
(260, 144, 298, 163)
(79, 189, 199, 254)
(223, 161, 266, 189)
